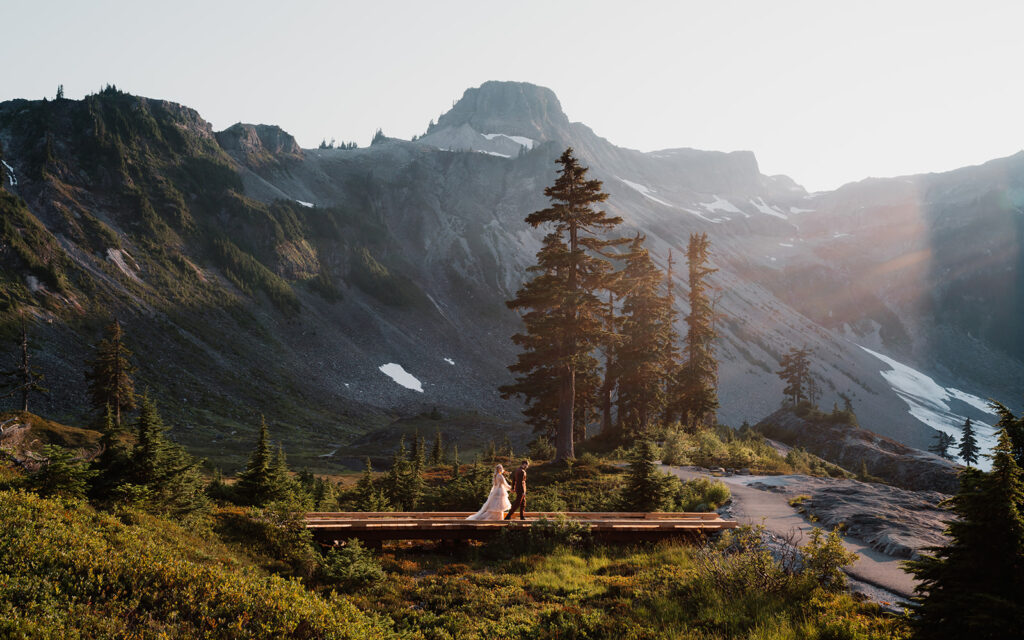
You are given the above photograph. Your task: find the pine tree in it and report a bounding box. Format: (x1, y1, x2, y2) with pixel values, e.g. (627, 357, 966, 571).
(129, 394, 207, 516)
(235, 416, 291, 507)
(615, 234, 674, 437)
(451, 444, 460, 479)
(91, 404, 129, 497)
(383, 437, 409, 510)
(29, 445, 97, 499)
(929, 432, 957, 460)
(620, 439, 666, 512)
(431, 430, 444, 466)
(354, 458, 390, 511)
(958, 417, 980, 468)
(992, 401, 1024, 467)
(906, 418, 1024, 638)
(776, 346, 812, 407)
(410, 431, 426, 472)
(2, 317, 48, 412)
(84, 319, 136, 427)
(501, 149, 623, 461)
(669, 233, 719, 430)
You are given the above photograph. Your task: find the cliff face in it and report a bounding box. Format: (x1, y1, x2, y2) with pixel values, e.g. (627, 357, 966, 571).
(754, 408, 960, 493)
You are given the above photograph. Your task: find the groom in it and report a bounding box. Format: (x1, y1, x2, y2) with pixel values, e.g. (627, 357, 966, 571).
(504, 460, 529, 520)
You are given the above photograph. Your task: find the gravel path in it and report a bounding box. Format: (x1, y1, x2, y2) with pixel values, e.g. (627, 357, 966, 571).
(664, 465, 917, 604)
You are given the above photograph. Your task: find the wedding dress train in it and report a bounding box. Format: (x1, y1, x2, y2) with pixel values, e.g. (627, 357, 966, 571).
(466, 468, 512, 520)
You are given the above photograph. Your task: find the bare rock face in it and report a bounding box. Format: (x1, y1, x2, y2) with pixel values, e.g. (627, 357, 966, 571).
(749, 475, 951, 560)
(215, 123, 303, 168)
(755, 408, 960, 493)
(805, 481, 949, 559)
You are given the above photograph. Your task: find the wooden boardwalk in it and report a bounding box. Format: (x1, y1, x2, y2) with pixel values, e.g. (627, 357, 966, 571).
(305, 511, 738, 546)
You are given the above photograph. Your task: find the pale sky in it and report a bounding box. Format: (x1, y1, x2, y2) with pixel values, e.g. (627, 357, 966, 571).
(4, 0, 1023, 191)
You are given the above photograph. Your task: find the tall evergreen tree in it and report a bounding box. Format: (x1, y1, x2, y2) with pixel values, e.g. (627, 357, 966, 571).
(383, 437, 410, 510)
(431, 430, 444, 466)
(2, 317, 47, 412)
(235, 416, 291, 507)
(906, 418, 1024, 638)
(958, 417, 980, 468)
(129, 394, 208, 516)
(776, 346, 812, 407)
(353, 457, 390, 511)
(669, 233, 719, 430)
(84, 319, 136, 427)
(992, 401, 1024, 467)
(502, 149, 623, 461)
(410, 431, 426, 472)
(615, 234, 674, 436)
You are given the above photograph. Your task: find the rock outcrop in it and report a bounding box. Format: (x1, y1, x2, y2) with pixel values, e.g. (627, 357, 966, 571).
(755, 408, 960, 493)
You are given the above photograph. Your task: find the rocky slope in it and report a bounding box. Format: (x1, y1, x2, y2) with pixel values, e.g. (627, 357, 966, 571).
(0, 81, 1019, 469)
(754, 408, 960, 492)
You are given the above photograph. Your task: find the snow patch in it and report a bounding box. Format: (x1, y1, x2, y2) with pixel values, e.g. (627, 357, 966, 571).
(832, 232, 850, 239)
(319, 448, 338, 458)
(295, 200, 314, 208)
(444, 357, 455, 365)
(478, 150, 511, 158)
(858, 346, 998, 468)
(700, 195, 742, 214)
(1, 160, 16, 186)
(789, 206, 815, 214)
(617, 177, 674, 207)
(750, 198, 788, 219)
(25, 275, 41, 292)
(480, 133, 535, 149)
(778, 243, 794, 248)
(379, 363, 424, 393)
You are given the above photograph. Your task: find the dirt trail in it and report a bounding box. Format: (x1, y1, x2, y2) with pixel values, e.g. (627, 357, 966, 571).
(664, 465, 917, 601)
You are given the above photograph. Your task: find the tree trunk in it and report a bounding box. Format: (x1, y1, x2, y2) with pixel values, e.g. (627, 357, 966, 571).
(556, 365, 575, 461)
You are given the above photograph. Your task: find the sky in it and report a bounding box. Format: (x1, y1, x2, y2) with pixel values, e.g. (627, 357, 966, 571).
(4, 0, 1023, 191)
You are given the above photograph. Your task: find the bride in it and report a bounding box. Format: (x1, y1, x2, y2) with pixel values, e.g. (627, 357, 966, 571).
(466, 464, 512, 520)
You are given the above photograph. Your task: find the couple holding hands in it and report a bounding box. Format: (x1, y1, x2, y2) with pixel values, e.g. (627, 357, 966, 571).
(466, 460, 529, 521)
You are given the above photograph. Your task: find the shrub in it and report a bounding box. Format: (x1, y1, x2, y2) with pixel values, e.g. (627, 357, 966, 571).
(319, 539, 384, 591)
(0, 490, 392, 639)
(670, 477, 731, 511)
(799, 527, 857, 594)
(486, 516, 593, 559)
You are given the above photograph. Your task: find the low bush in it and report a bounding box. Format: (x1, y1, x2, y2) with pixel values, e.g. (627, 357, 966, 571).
(319, 539, 384, 592)
(0, 490, 392, 639)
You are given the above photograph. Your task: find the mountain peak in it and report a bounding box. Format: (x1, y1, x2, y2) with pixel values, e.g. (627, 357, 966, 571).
(216, 123, 303, 168)
(433, 81, 570, 141)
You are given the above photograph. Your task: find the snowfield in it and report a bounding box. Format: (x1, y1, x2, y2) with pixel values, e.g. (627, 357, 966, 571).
(859, 346, 998, 468)
(295, 200, 314, 208)
(750, 198, 788, 219)
(481, 133, 535, 149)
(700, 195, 742, 214)
(379, 363, 424, 392)
(617, 177, 674, 207)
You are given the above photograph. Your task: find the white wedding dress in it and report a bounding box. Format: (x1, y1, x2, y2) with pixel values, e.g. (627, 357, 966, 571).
(466, 470, 512, 520)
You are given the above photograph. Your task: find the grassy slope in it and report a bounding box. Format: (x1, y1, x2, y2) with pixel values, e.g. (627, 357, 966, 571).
(0, 490, 393, 639)
(0, 91, 453, 470)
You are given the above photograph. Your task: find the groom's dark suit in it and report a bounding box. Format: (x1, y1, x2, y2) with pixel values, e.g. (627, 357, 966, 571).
(505, 466, 527, 520)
